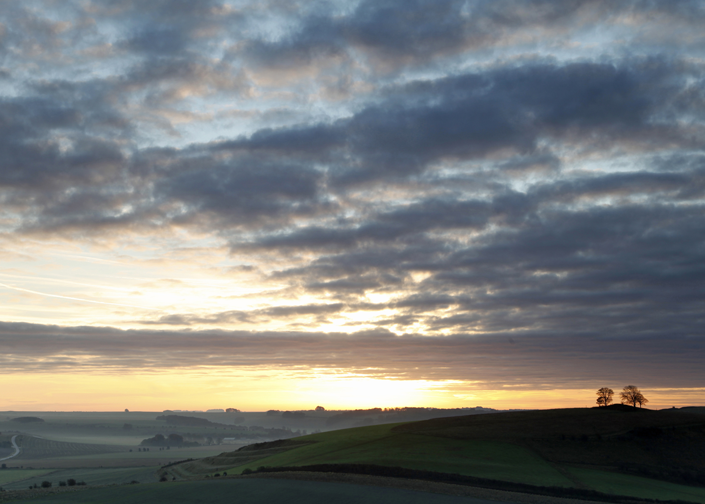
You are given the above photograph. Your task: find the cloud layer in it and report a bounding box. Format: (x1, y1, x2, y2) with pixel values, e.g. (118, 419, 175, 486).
(0, 1, 704, 393)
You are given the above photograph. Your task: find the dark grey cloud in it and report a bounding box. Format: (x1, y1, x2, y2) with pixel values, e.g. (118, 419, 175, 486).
(237, 0, 705, 73)
(210, 59, 697, 187)
(123, 27, 191, 57)
(240, 0, 583, 69)
(157, 159, 327, 228)
(143, 303, 346, 326)
(0, 321, 702, 390)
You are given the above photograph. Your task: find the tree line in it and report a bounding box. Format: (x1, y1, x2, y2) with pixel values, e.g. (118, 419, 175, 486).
(596, 385, 648, 408)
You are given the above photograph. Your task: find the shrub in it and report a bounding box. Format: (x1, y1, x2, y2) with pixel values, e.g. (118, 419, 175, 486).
(241, 468, 253, 475)
(67, 479, 76, 486)
(41, 481, 52, 488)
(159, 476, 168, 482)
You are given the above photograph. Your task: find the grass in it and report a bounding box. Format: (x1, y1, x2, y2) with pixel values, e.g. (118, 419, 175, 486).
(0, 477, 485, 504)
(0, 470, 54, 487)
(396, 406, 705, 483)
(17, 445, 232, 470)
(568, 467, 705, 504)
(200, 408, 705, 503)
(3, 407, 705, 503)
(15, 436, 125, 460)
(226, 423, 573, 487)
(1, 466, 160, 491)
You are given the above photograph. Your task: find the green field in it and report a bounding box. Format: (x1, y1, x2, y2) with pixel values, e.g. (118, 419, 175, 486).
(567, 467, 705, 504)
(14, 436, 125, 460)
(0, 477, 494, 504)
(226, 424, 572, 487)
(1, 466, 160, 491)
(0, 470, 53, 487)
(195, 407, 705, 504)
(2, 407, 705, 503)
(8, 445, 232, 471)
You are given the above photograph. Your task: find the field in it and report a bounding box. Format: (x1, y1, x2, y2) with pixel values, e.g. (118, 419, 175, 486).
(1, 466, 160, 491)
(210, 424, 572, 487)
(187, 406, 705, 504)
(1, 406, 704, 503)
(12, 436, 125, 460)
(566, 467, 705, 503)
(0, 471, 53, 487)
(0, 477, 501, 504)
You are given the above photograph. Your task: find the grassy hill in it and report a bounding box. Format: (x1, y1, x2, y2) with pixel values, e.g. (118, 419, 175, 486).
(183, 406, 705, 503)
(397, 405, 705, 484)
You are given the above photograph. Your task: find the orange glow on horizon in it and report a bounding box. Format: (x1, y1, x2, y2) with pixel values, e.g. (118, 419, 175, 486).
(1, 370, 702, 412)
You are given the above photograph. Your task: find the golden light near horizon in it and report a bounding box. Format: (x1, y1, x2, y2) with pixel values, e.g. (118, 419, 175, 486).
(3, 363, 703, 413)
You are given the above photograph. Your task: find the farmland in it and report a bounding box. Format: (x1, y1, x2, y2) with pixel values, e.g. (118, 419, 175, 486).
(0, 477, 498, 504)
(1, 466, 160, 491)
(12, 436, 125, 460)
(188, 406, 705, 504)
(1, 406, 705, 503)
(208, 424, 572, 487)
(0, 470, 53, 487)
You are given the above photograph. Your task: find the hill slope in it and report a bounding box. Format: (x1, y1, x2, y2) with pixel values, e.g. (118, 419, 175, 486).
(195, 407, 705, 503)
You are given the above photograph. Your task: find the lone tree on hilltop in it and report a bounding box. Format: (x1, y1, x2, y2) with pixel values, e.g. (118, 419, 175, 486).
(596, 387, 614, 407)
(620, 385, 648, 408)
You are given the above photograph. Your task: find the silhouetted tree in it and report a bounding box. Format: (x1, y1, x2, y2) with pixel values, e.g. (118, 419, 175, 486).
(620, 385, 648, 408)
(596, 387, 614, 407)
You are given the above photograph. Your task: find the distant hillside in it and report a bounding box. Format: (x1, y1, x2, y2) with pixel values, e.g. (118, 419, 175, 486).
(156, 415, 229, 427)
(10, 416, 44, 424)
(325, 407, 496, 427)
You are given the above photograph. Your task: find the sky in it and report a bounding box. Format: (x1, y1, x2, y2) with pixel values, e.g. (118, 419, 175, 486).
(1, 0, 704, 412)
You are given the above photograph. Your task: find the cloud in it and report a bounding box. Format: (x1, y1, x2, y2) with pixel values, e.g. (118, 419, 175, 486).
(0, 322, 702, 390)
(0, 0, 704, 399)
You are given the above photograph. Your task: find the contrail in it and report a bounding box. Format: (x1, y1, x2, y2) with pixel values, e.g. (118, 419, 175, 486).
(0, 282, 163, 311)
(0, 272, 133, 293)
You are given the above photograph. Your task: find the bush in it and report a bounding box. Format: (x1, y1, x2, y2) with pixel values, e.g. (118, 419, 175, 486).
(241, 468, 253, 475)
(67, 479, 76, 486)
(41, 481, 52, 488)
(159, 476, 168, 482)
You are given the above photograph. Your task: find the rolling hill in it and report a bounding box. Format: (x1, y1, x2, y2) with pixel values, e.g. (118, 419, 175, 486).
(178, 406, 705, 503)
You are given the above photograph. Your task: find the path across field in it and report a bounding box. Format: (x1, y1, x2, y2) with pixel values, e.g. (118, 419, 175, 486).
(0, 436, 20, 461)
